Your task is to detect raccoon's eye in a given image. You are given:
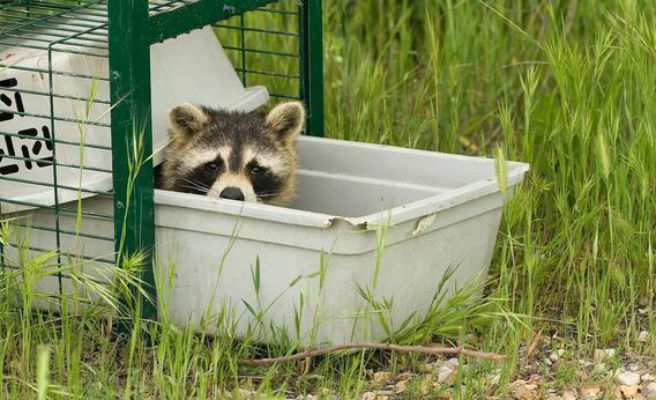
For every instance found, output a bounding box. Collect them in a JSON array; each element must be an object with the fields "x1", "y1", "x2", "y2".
[
  {"x1": 205, "y1": 161, "x2": 221, "y2": 171},
  {"x1": 249, "y1": 165, "x2": 265, "y2": 175}
]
